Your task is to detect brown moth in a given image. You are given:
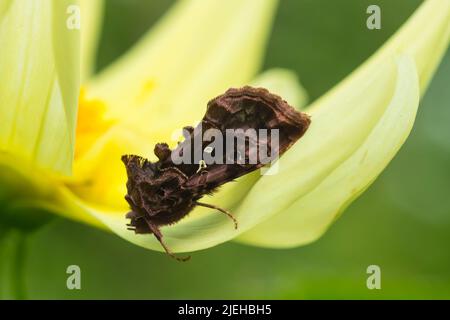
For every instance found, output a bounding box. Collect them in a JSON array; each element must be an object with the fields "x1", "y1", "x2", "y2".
[{"x1": 122, "y1": 86, "x2": 311, "y2": 261}]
